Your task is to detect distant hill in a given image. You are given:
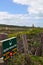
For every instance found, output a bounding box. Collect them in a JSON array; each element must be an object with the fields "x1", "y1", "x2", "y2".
[
  {"x1": 0, "y1": 24, "x2": 43, "y2": 34},
  {"x1": 0, "y1": 24, "x2": 31, "y2": 31}
]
